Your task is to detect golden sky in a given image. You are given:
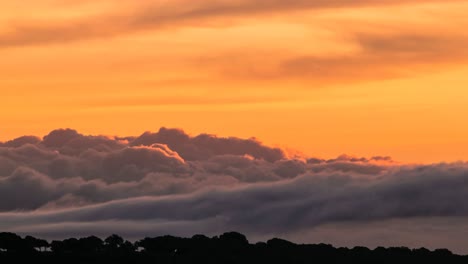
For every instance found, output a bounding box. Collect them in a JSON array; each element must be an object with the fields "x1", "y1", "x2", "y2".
[{"x1": 1, "y1": 0, "x2": 468, "y2": 163}]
